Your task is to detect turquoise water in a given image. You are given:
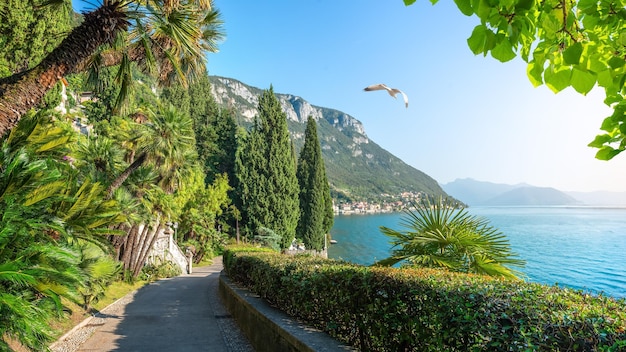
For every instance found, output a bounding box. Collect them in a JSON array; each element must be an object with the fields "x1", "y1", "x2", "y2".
[{"x1": 327, "y1": 206, "x2": 626, "y2": 298}]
